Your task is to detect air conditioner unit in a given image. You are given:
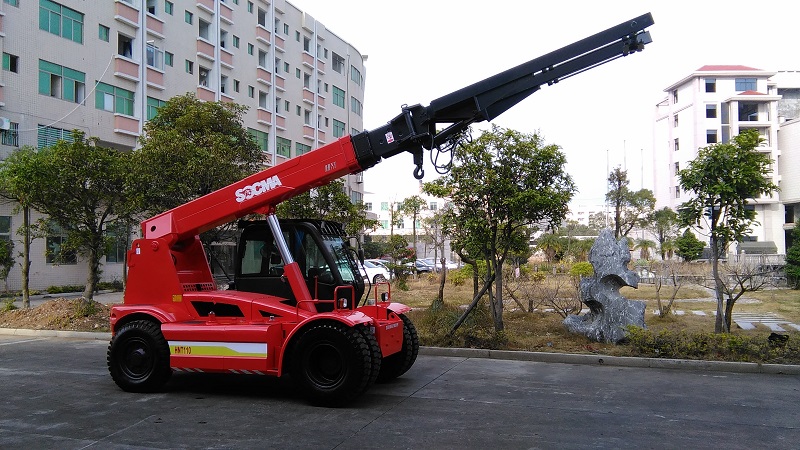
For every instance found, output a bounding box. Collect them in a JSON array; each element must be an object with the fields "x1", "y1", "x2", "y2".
[{"x1": 0, "y1": 118, "x2": 10, "y2": 130}]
